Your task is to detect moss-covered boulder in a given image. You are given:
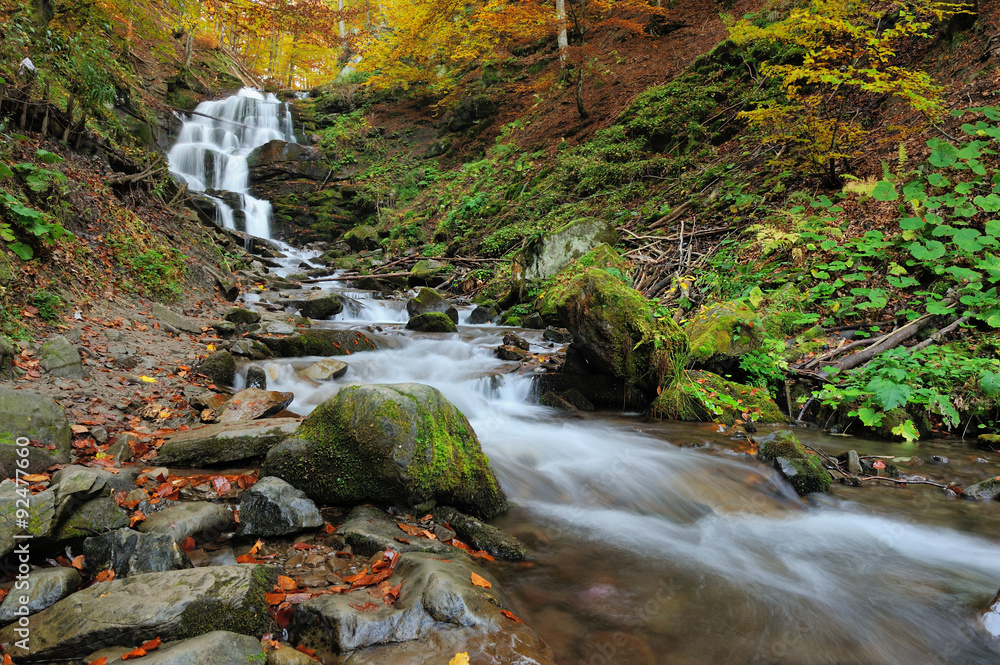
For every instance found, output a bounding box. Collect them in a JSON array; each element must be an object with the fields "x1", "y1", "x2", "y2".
[
  {"x1": 536, "y1": 268, "x2": 687, "y2": 393},
  {"x1": 251, "y1": 329, "x2": 378, "y2": 358},
  {"x1": 412, "y1": 259, "x2": 446, "y2": 281},
  {"x1": 297, "y1": 294, "x2": 344, "y2": 320},
  {"x1": 261, "y1": 383, "x2": 507, "y2": 518},
  {"x1": 962, "y1": 477, "x2": 1000, "y2": 501},
  {"x1": 756, "y1": 430, "x2": 831, "y2": 495},
  {"x1": 651, "y1": 370, "x2": 787, "y2": 425},
  {"x1": 0, "y1": 387, "x2": 72, "y2": 478},
  {"x1": 406, "y1": 287, "x2": 458, "y2": 323},
  {"x1": 343, "y1": 224, "x2": 379, "y2": 251},
  {"x1": 519, "y1": 218, "x2": 619, "y2": 280},
  {"x1": 406, "y1": 312, "x2": 458, "y2": 333},
  {"x1": 685, "y1": 301, "x2": 765, "y2": 367},
  {"x1": 198, "y1": 350, "x2": 236, "y2": 387},
  {"x1": 223, "y1": 307, "x2": 261, "y2": 325}
]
